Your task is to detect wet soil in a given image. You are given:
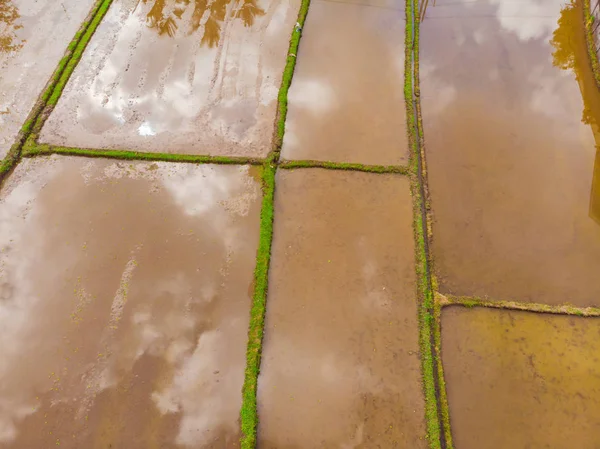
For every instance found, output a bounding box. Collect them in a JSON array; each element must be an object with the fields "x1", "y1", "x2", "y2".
[
  {"x1": 279, "y1": 0, "x2": 407, "y2": 165},
  {"x1": 0, "y1": 156, "x2": 261, "y2": 448},
  {"x1": 421, "y1": 0, "x2": 600, "y2": 306},
  {"x1": 257, "y1": 169, "x2": 426, "y2": 448},
  {"x1": 39, "y1": 0, "x2": 300, "y2": 157},
  {"x1": 441, "y1": 306, "x2": 600, "y2": 449},
  {"x1": 0, "y1": 0, "x2": 95, "y2": 158}
]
